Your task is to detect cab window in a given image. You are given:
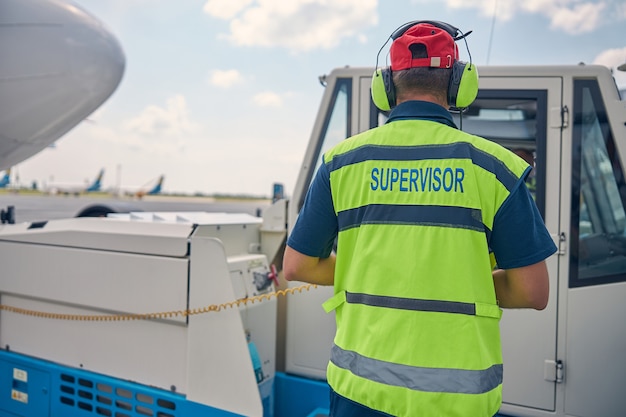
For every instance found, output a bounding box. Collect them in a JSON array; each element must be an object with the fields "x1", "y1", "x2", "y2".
[
  {"x1": 570, "y1": 79, "x2": 626, "y2": 287},
  {"x1": 451, "y1": 91, "x2": 548, "y2": 216},
  {"x1": 312, "y1": 79, "x2": 351, "y2": 178},
  {"x1": 299, "y1": 78, "x2": 351, "y2": 210}
]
